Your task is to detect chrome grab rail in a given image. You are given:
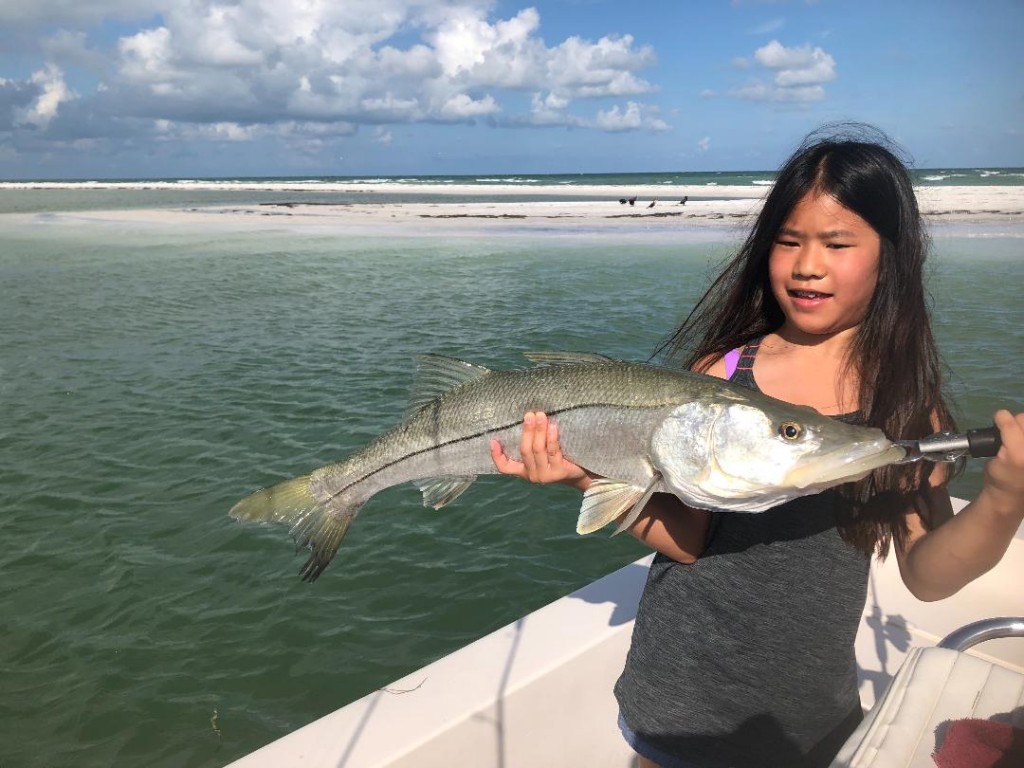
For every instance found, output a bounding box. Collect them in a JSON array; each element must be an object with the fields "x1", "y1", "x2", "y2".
[{"x1": 937, "y1": 617, "x2": 1024, "y2": 652}]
